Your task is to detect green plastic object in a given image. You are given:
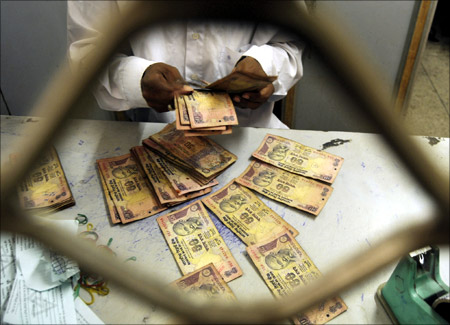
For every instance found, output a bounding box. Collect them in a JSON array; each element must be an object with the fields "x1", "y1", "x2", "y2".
[{"x1": 377, "y1": 246, "x2": 449, "y2": 324}]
